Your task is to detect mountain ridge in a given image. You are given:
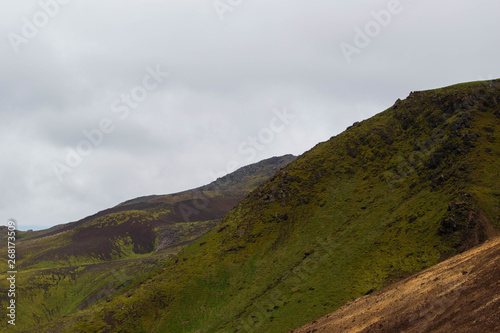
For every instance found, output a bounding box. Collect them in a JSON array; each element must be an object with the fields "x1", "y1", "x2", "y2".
[{"x1": 4, "y1": 79, "x2": 500, "y2": 332}]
